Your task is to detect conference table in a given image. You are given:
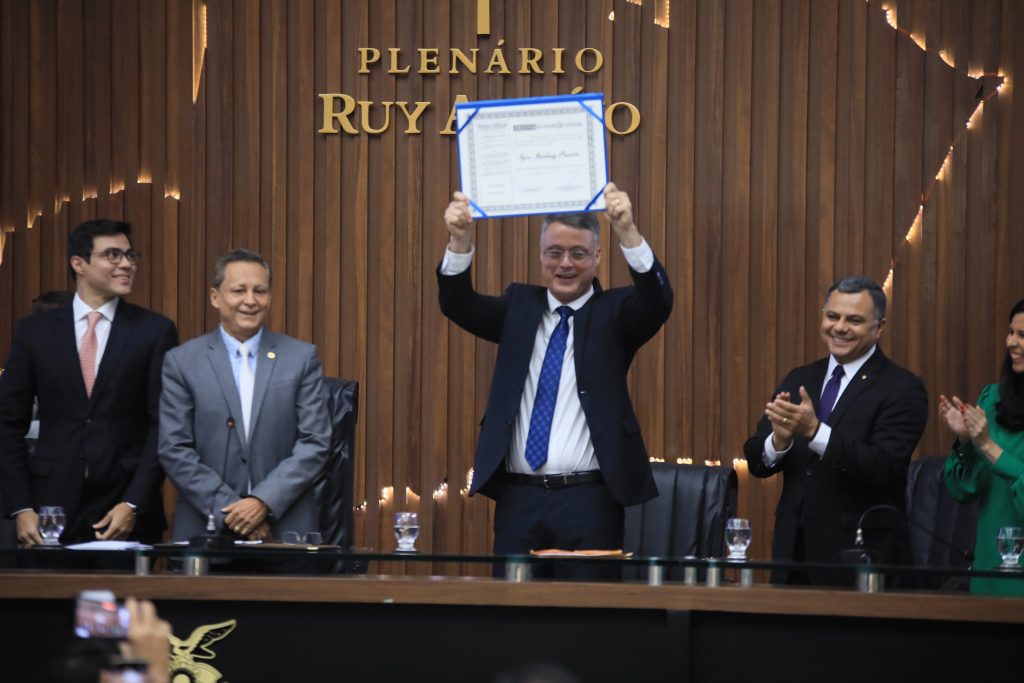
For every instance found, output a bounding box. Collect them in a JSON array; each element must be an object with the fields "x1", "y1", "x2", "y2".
[{"x1": 0, "y1": 547, "x2": 1021, "y2": 682}]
